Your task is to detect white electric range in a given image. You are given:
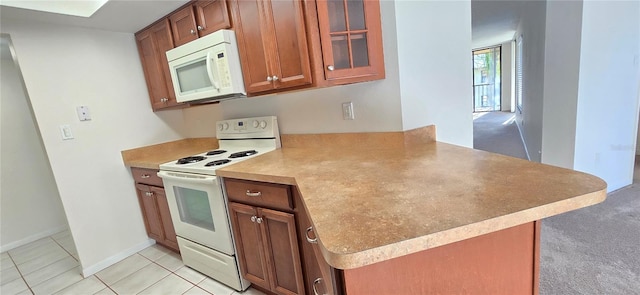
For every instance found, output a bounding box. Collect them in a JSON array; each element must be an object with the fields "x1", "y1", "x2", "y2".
[{"x1": 157, "y1": 116, "x2": 280, "y2": 291}]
